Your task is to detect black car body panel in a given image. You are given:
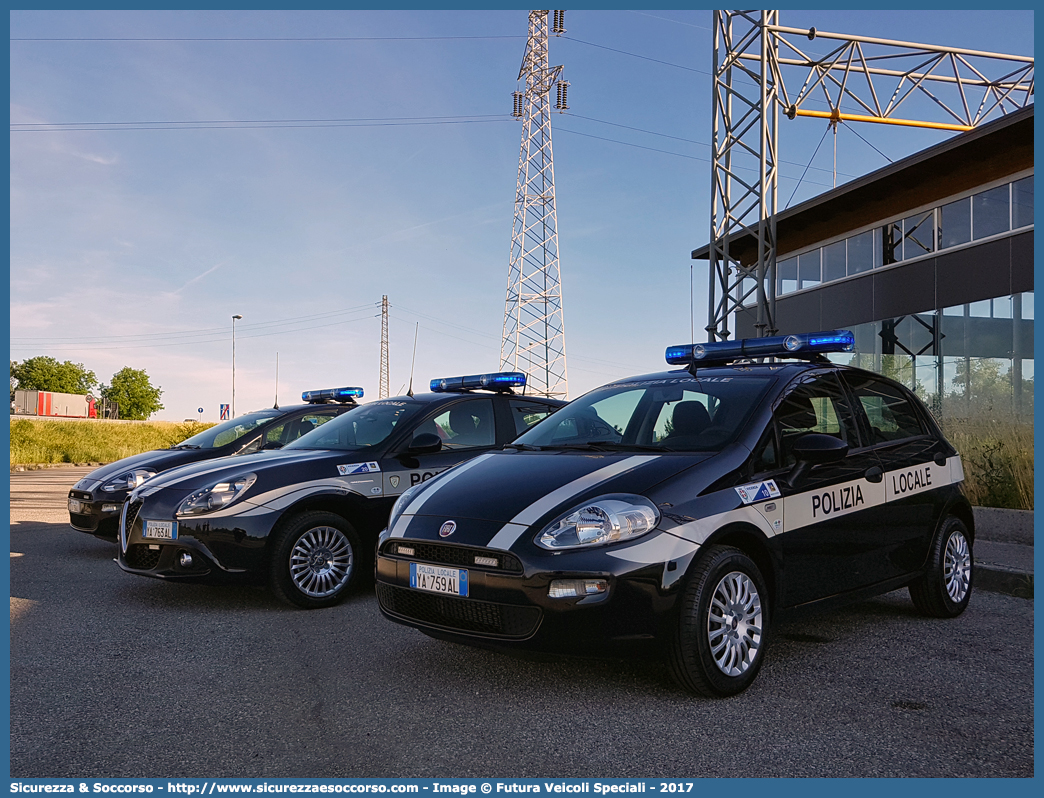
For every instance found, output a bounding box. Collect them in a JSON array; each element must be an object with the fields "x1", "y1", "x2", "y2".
[
  {"x1": 115, "y1": 389, "x2": 566, "y2": 596},
  {"x1": 376, "y1": 361, "x2": 972, "y2": 660},
  {"x1": 68, "y1": 402, "x2": 352, "y2": 539}
]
